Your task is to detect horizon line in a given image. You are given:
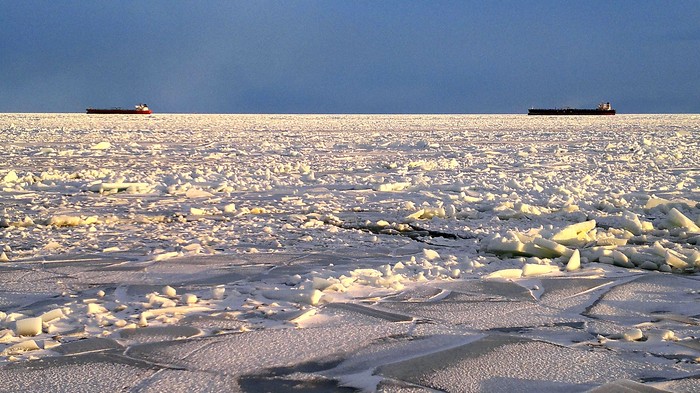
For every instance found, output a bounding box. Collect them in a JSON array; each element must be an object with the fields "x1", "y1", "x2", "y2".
[{"x1": 1, "y1": 111, "x2": 699, "y2": 116}]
